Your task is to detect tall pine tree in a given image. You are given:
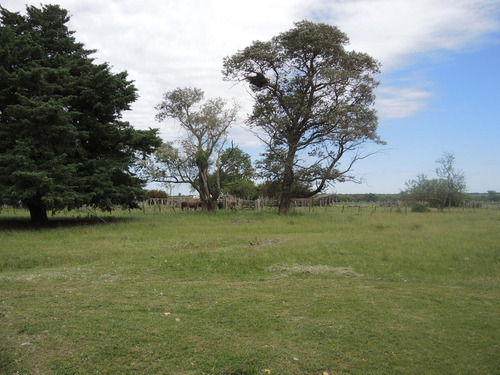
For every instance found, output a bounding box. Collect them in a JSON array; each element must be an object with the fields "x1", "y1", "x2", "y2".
[{"x1": 0, "y1": 5, "x2": 160, "y2": 224}]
